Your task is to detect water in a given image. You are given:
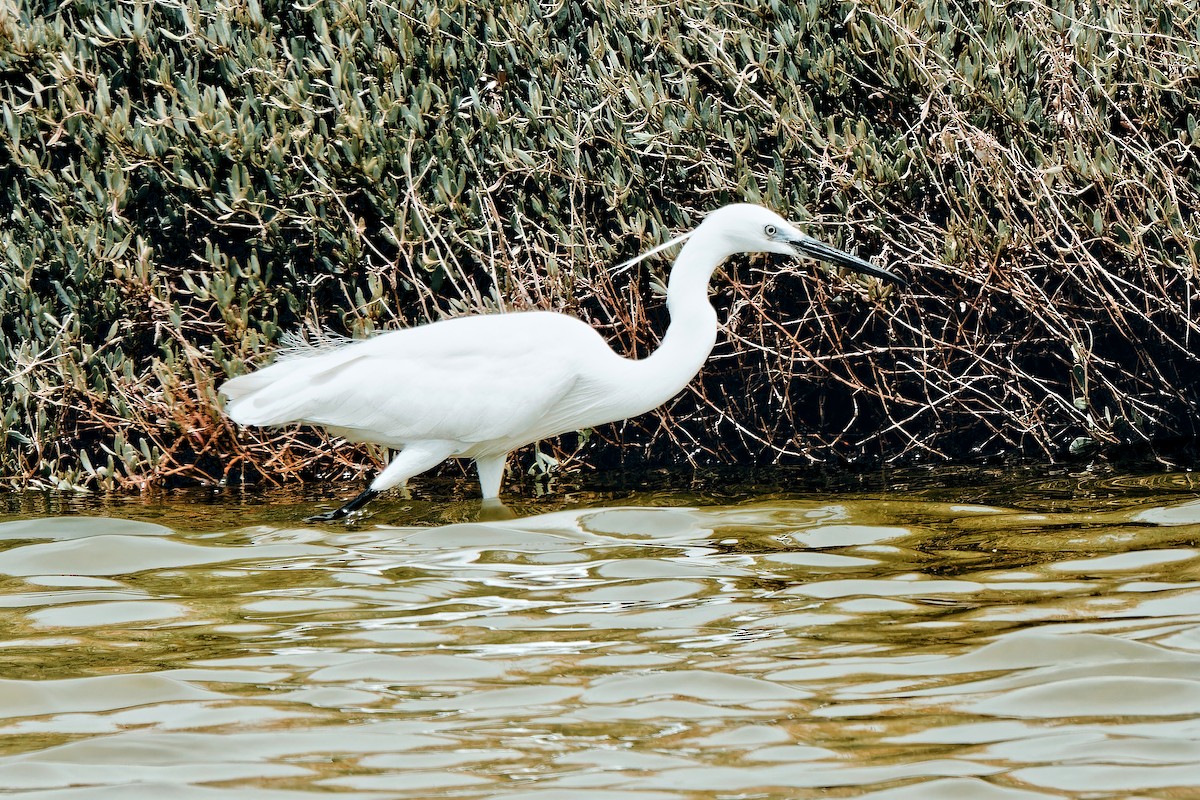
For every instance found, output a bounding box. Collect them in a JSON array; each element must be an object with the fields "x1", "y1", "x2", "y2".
[{"x1": 1, "y1": 466, "x2": 1198, "y2": 798}]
